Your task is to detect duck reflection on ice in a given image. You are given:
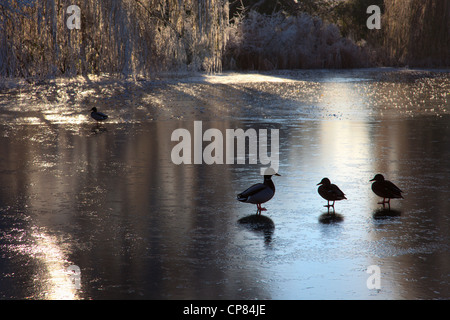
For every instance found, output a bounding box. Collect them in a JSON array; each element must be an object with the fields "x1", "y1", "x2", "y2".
[
  {"x1": 238, "y1": 214, "x2": 275, "y2": 244},
  {"x1": 90, "y1": 125, "x2": 108, "y2": 134},
  {"x1": 372, "y1": 207, "x2": 401, "y2": 219},
  {"x1": 318, "y1": 212, "x2": 344, "y2": 224}
]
